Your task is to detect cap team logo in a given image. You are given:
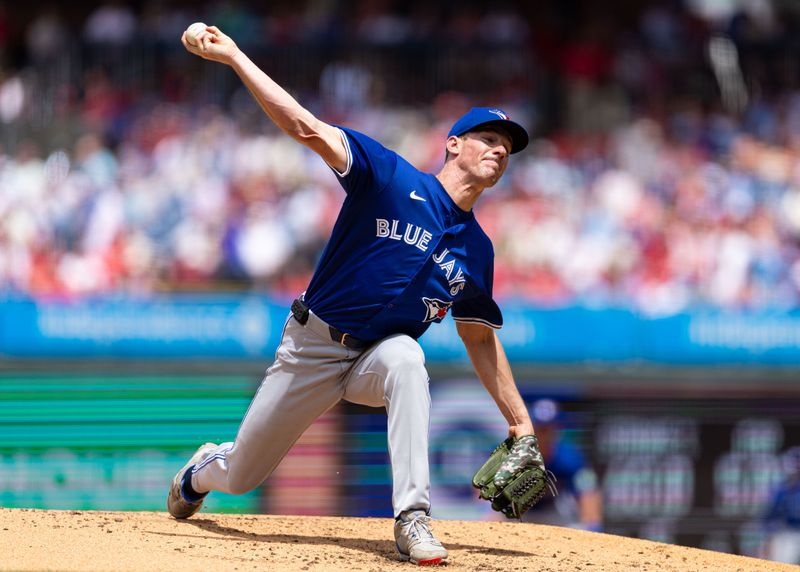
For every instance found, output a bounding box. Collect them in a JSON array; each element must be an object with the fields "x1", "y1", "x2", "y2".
[
  {"x1": 422, "y1": 297, "x2": 452, "y2": 322},
  {"x1": 488, "y1": 109, "x2": 509, "y2": 120}
]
